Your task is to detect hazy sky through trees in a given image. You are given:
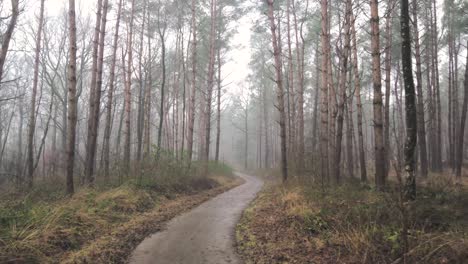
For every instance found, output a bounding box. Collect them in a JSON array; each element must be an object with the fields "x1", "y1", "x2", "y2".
[{"x1": 43, "y1": 0, "x2": 254, "y2": 99}]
